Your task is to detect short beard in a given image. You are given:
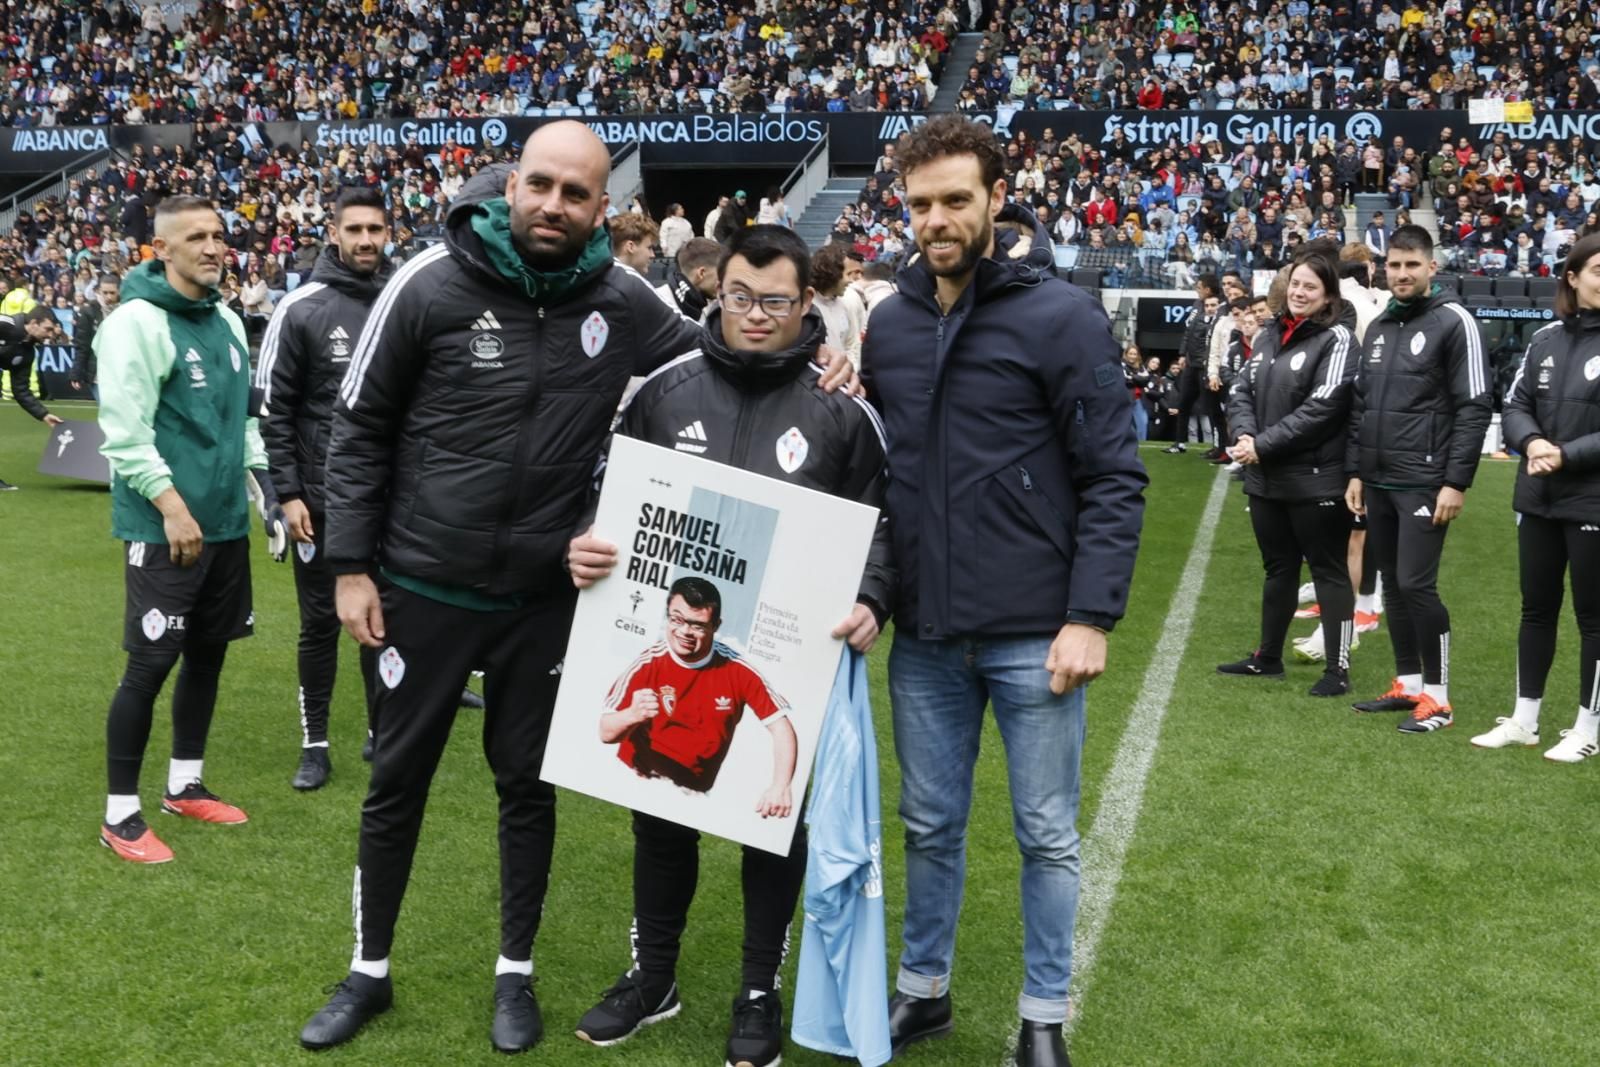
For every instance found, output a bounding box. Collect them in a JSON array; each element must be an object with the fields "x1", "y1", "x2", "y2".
[
  {"x1": 510, "y1": 211, "x2": 592, "y2": 270},
  {"x1": 921, "y1": 219, "x2": 992, "y2": 278}
]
